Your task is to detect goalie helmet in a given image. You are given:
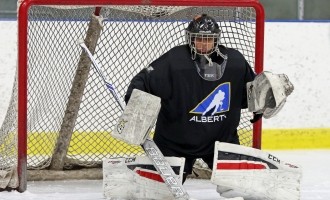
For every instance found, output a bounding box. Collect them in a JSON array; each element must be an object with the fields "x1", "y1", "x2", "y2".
[
  {"x1": 186, "y1": 14, "x2": 228, "y2": 81},
  {"x1": 185, "y1": 14, "x2": 221, "y2": 56}
]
